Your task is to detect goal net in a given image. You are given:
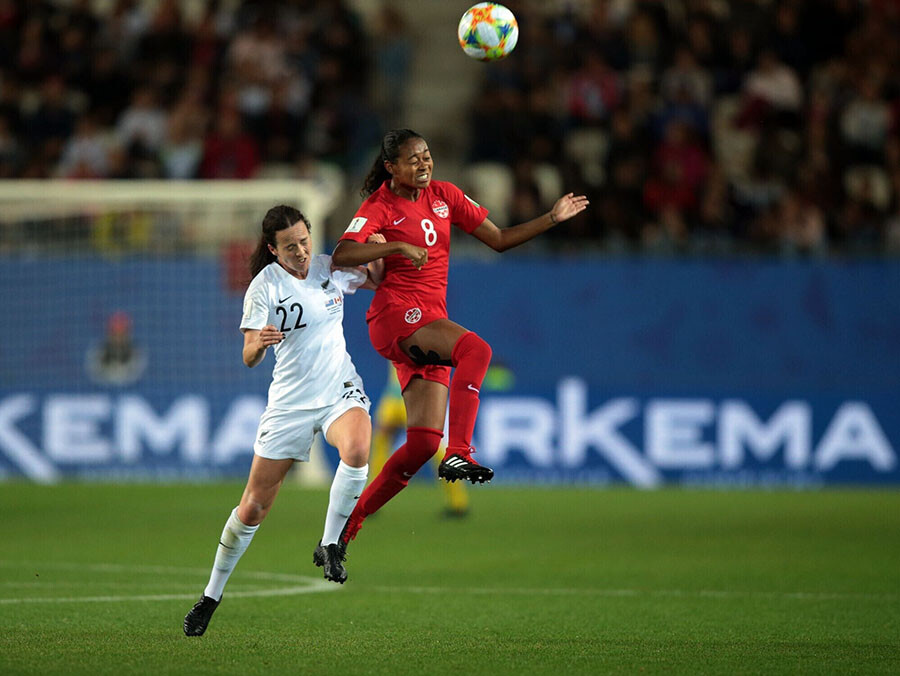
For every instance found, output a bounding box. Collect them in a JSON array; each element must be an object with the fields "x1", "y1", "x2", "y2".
[{"x1": 0, "y1": 179, "x2": 339, "y2": 484}]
